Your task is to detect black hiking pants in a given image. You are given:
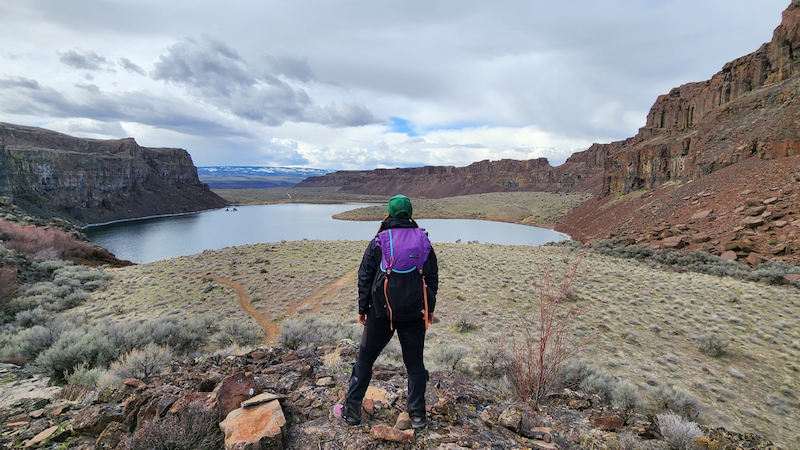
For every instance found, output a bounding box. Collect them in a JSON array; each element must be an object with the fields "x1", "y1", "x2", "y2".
[{"x1": 344, "y1": 308, "x2": 428, "y2": 420}]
